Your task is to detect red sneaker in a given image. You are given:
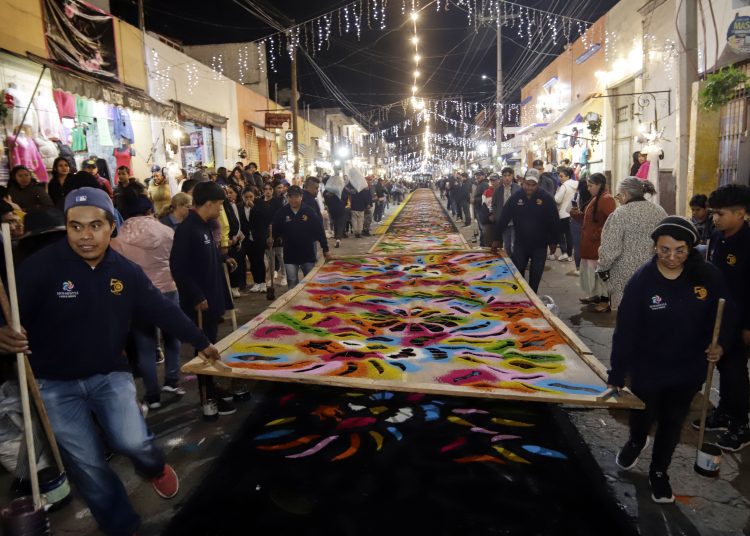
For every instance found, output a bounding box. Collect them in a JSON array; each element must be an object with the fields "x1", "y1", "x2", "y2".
[{"x1": 151, "y1": 464, "x2": 179, "y2": 499}]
